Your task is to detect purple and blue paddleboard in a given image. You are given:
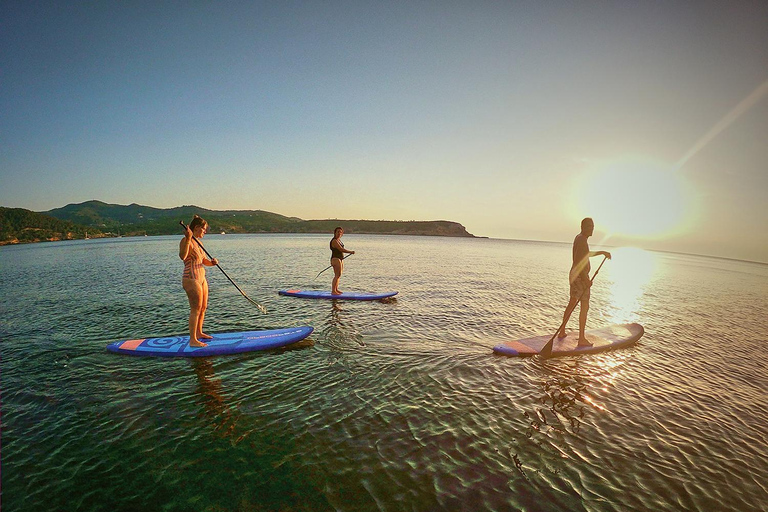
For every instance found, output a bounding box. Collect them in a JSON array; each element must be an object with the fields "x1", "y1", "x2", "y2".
[
  {"x1": 106, "y1": 326, "x2": 313, "y2": 357},
  {"x1": 278, "y1": 289, "x2": 398, "y2": 301}
]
